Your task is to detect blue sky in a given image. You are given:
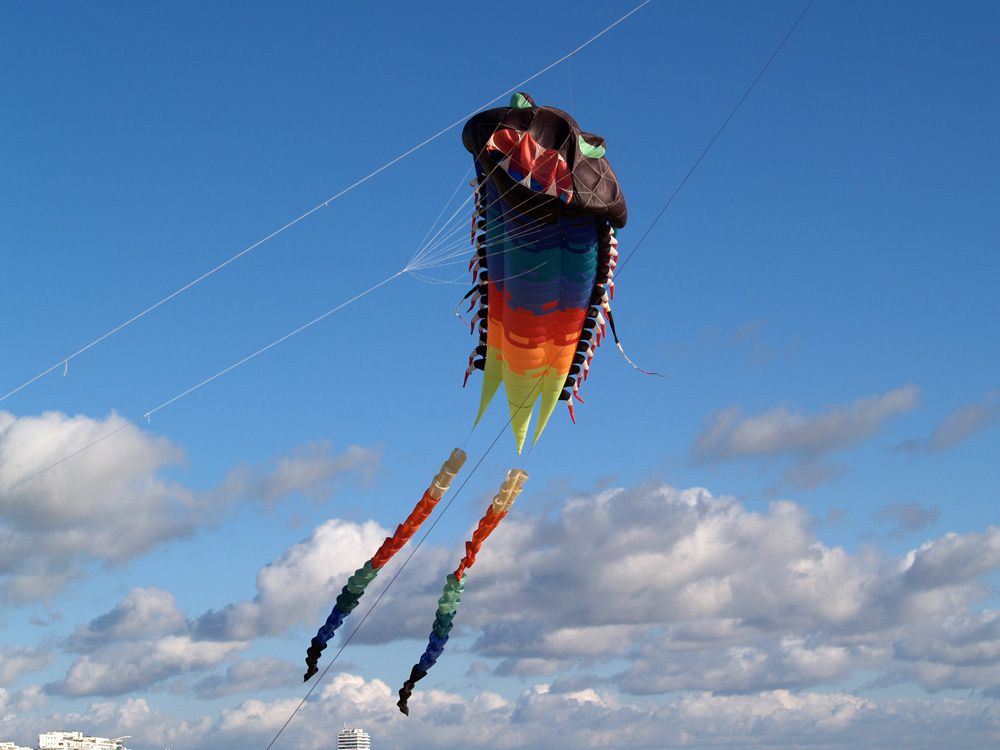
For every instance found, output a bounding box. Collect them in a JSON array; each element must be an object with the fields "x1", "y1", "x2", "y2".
[{"x1": 1, "y1": 1, "x2": 998, "y2": 748}]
